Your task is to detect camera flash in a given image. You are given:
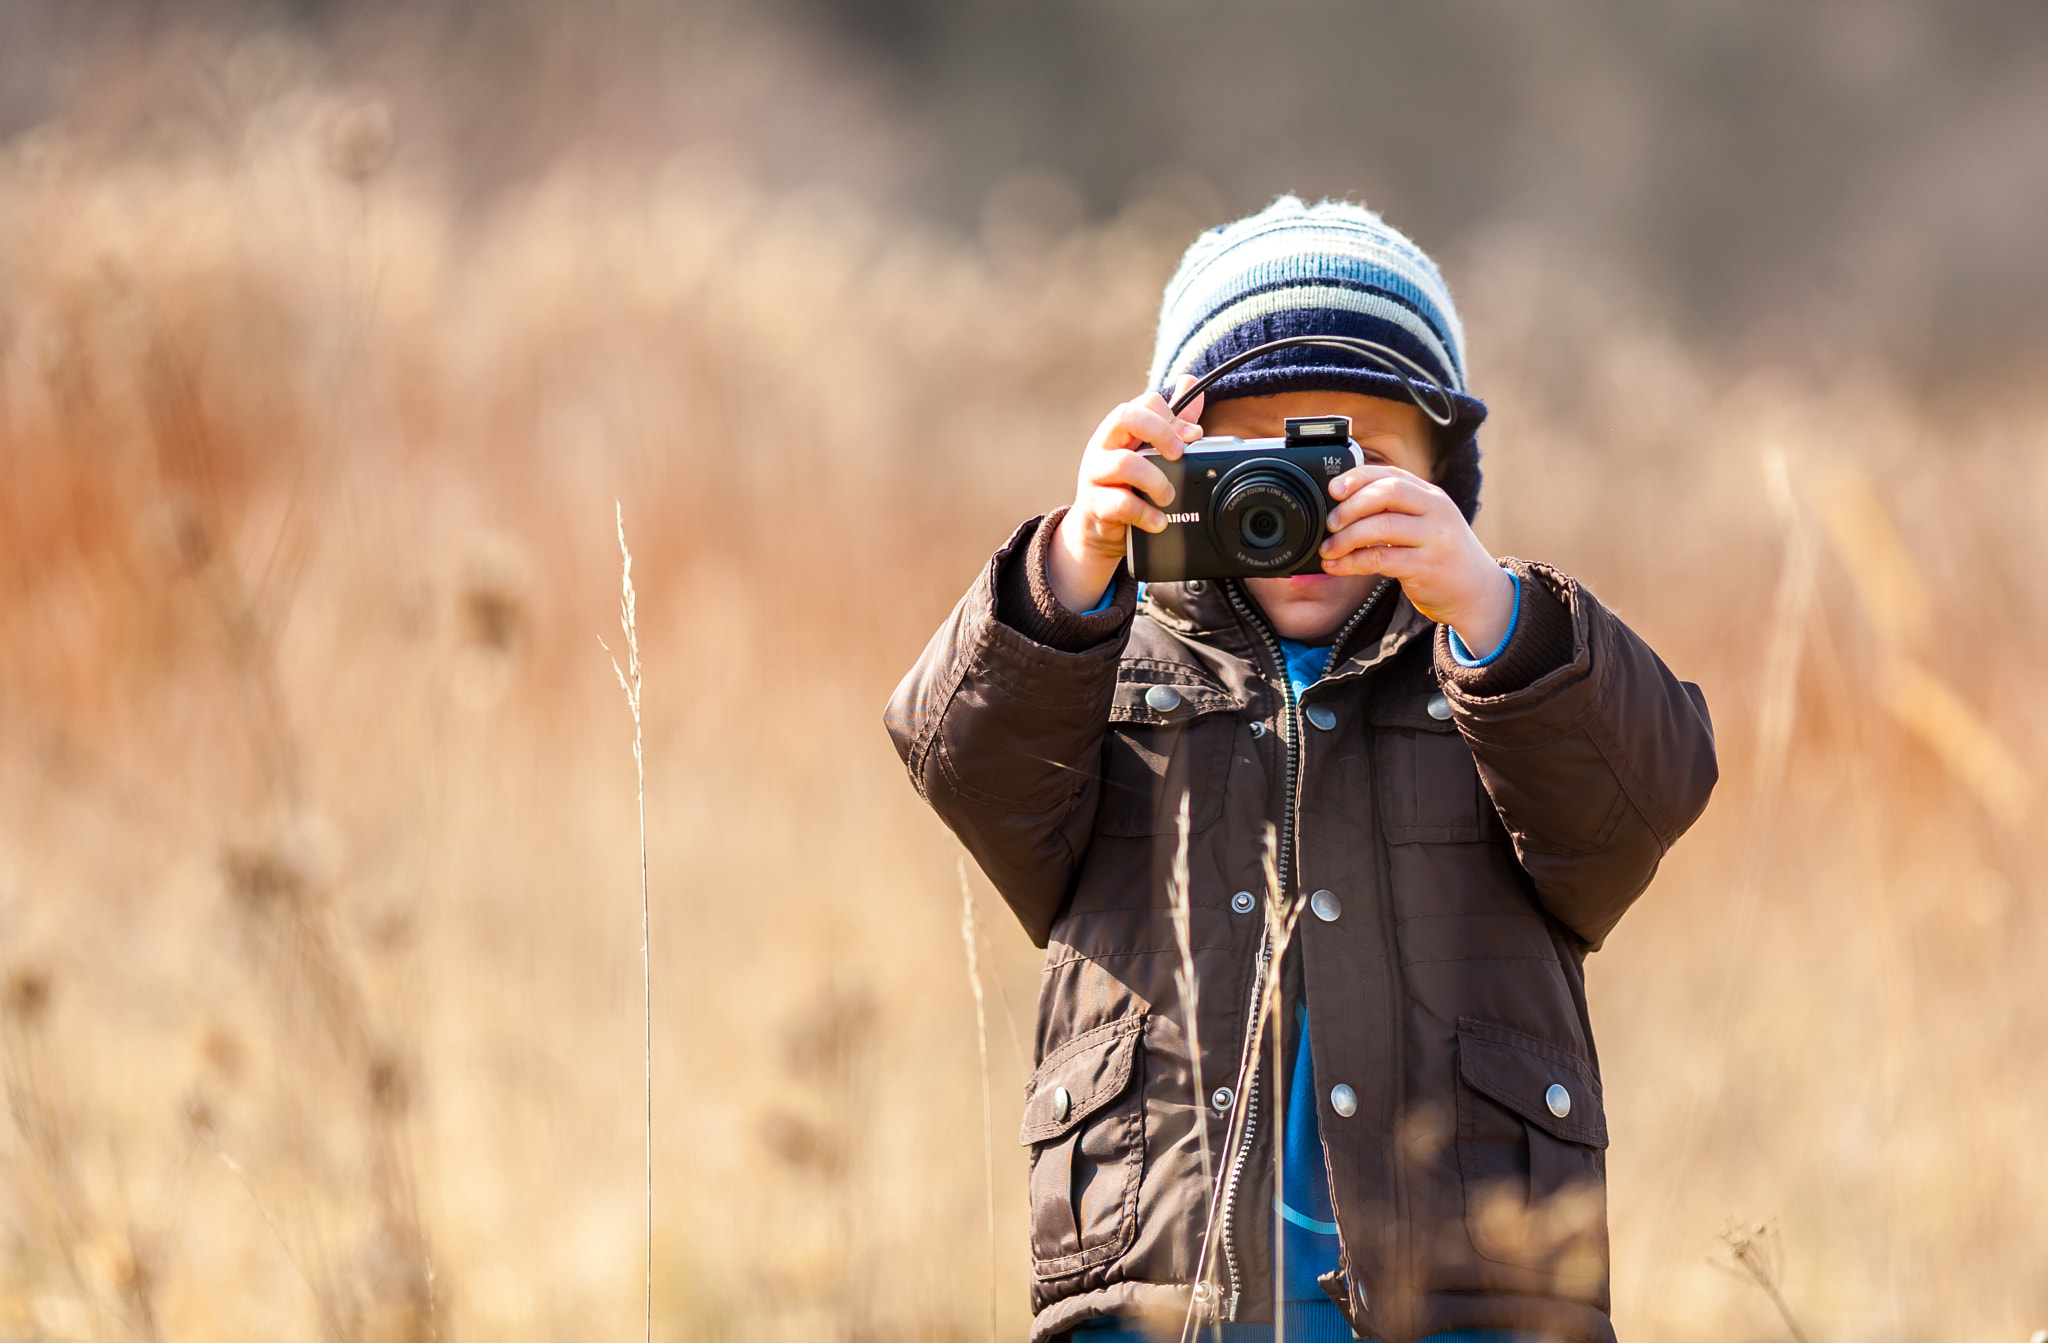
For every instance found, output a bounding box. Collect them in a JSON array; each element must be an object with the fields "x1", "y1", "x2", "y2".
[{"x1": 1284, "y1": 415, "x2": 1350, "y2": 445}]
